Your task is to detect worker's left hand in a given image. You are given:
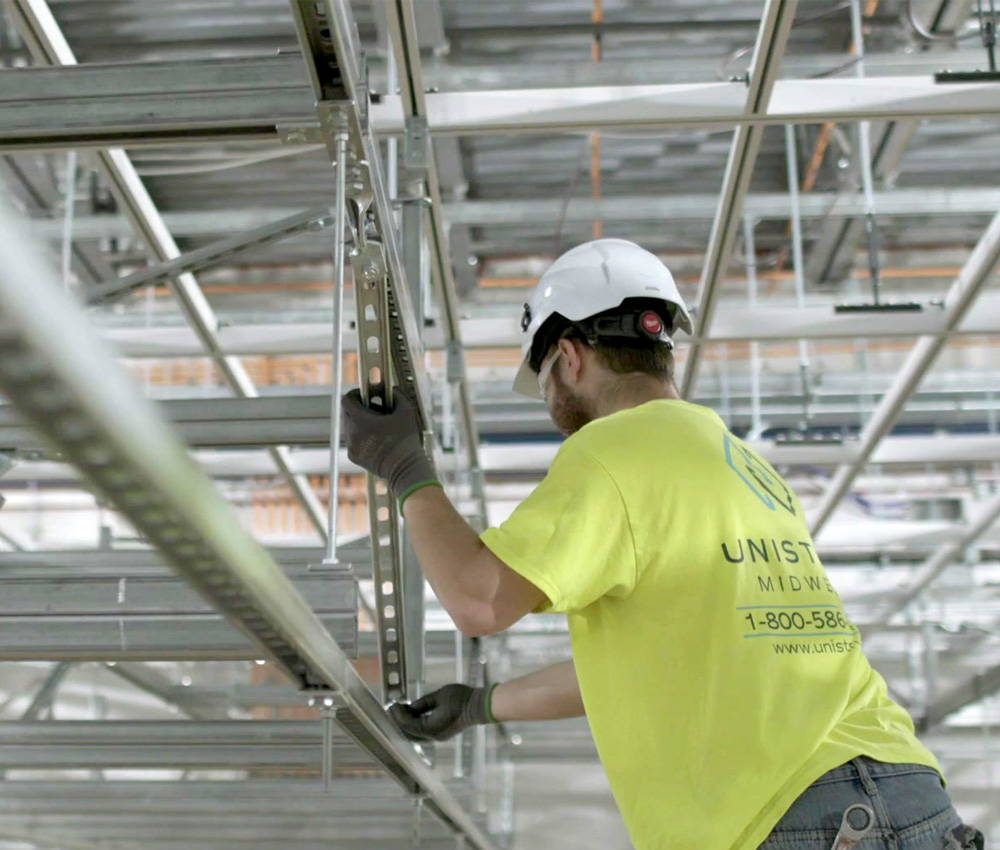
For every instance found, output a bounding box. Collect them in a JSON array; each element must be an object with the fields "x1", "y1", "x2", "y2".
[
  {"x1": 341, "y1": 388, "x2": 439, "y2": 505},
  {"x1": 388, "y1": 683, "x2": 497, "y2": 742}
]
